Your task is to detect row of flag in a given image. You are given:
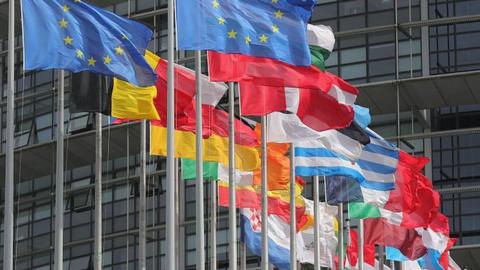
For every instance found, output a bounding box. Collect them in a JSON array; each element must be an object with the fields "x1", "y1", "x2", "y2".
[{"x1": 20, "y1": 0, "x2": 461, "y2": 269}]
